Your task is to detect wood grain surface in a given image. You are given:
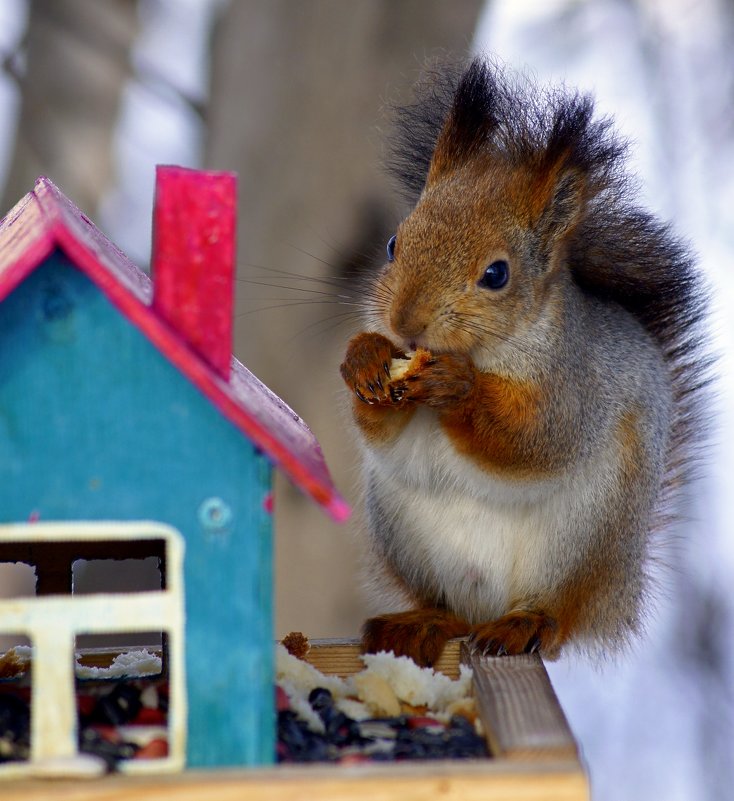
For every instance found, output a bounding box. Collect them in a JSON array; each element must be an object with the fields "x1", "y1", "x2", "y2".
[
  {"x1": 465, "y1": 646, "x2": 578, "y2": 760},
  {"x1": 302, "y1": 636, "x2": 465, "y2": 679},
  {"x1": 1, "y1": 761, "x2": 588, "y2": 801}
]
